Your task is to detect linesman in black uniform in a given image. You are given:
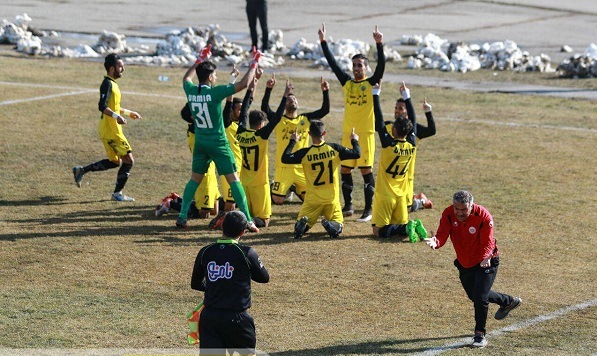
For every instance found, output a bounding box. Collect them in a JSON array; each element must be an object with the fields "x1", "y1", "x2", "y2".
[{"x1": 191, "y1": 211, "x2": 270, "y2": 355}]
